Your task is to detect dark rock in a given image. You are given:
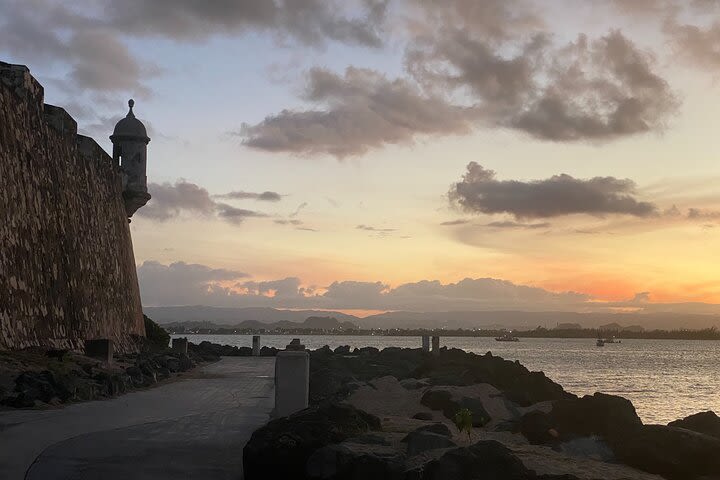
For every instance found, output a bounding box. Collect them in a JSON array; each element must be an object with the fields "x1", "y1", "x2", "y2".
[
  {"x1": 236, "y1": 346, "x2": 253, "y2": 356},
  {"x1": 407, "y1": 440, "x2": 579, "y2": 480},
  {"x1": 333, "y1": 345, "x2": 351, "y2": 355},
  {"x1": 306, "y1": 444, "x2": 405, "y2": 480},
  {"x1": 243, "y1": 403, "x2": 381, "y2": 480},
  {"x1": 413, "y1": 423, "x2": 452, "y2": 437},
  {"x1": 550, "y1": 393, "x2": 641, "y2": 441},
  {"x1": 347, "y1": 434, "x2": 391, "y2": 446},
  {"x1": 517, "y1": 410, "x2": 558, "y2": 445},
  {"x1": 421, "y1": 390, "x2": 459, "y2": 419},
  {"x1": 399, "y1": 378, "x2": 430, "y2": 390},
  {"x1": 402, "y1": 430, "x2": 457, "y2": 456},
  {"x1": 259, "y1": 346, "x2": 280, "y2": 357},
  {"x1": 45, "y1": 349, "x2": 69, "y2": 361},
  {"x1": 412, "y1": 412, "x2": 434, "y2": 421},
  {"x1": 165, "y1": 356, "x2": 181, "y2": 372},
  {"x1": 4, "y1": 371, "x2": 61, "y2": 407},
  {"x1": 178, "y1": 353, "x2": 194, "y2": 371},
  {"x1": 668, "y1": 411, "x2": 720, "y2": 440},
  {"x1": 357, "y1": 346, "x2": 379, "y2": 355},
  {"x1": 611, "y1": 424, "x2": 720, "y2": 480}
]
